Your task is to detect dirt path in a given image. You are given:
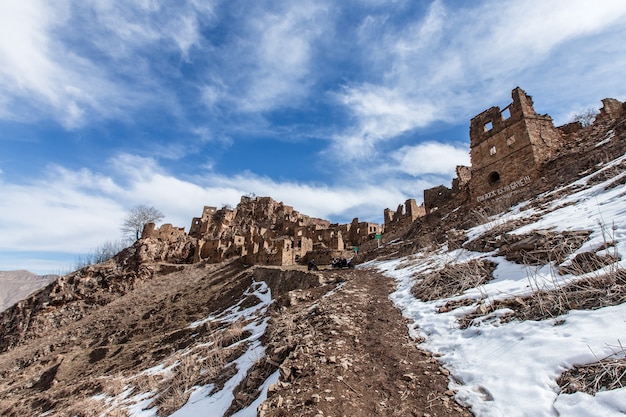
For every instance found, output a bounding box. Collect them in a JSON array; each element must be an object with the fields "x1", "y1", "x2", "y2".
[{"x1": 260, "y1": 268, "x2": 472, "y2": 417}]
